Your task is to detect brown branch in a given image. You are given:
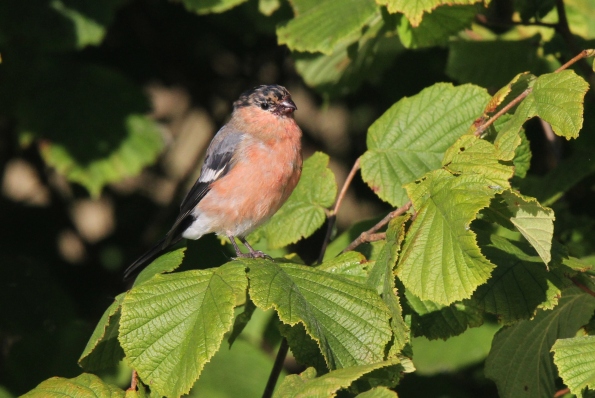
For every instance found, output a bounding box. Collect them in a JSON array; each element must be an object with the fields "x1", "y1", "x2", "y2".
[
  {"x1": 316, "y1": 157, "x2": 361, "y2": 264},
  {"x1": 473, "y1": 48, "x2": 595, "y2": 137},
  {"x1": 473, "y1": 88, "x2": 532, "y2": 137},
  {"x1": 571, "y1": 277, "x2": 595, "y2": 298},
  {"x1": 554, "y1": 387, "x2": 570, "y2": 398},
  {"x1": 342, "y1": 201, "x2": 412, "y2": 253}
]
